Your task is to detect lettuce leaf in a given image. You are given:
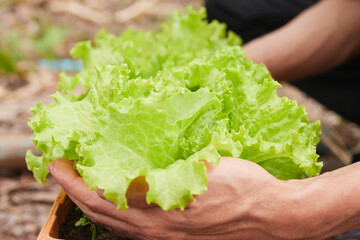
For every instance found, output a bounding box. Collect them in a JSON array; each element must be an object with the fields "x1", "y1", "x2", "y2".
[
  {"x1": 26, "y1": 8, "x2": 322, "y2": 211},
  {"x1": 58, "y1": 7, "x2": 241, "y2": 95}
]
